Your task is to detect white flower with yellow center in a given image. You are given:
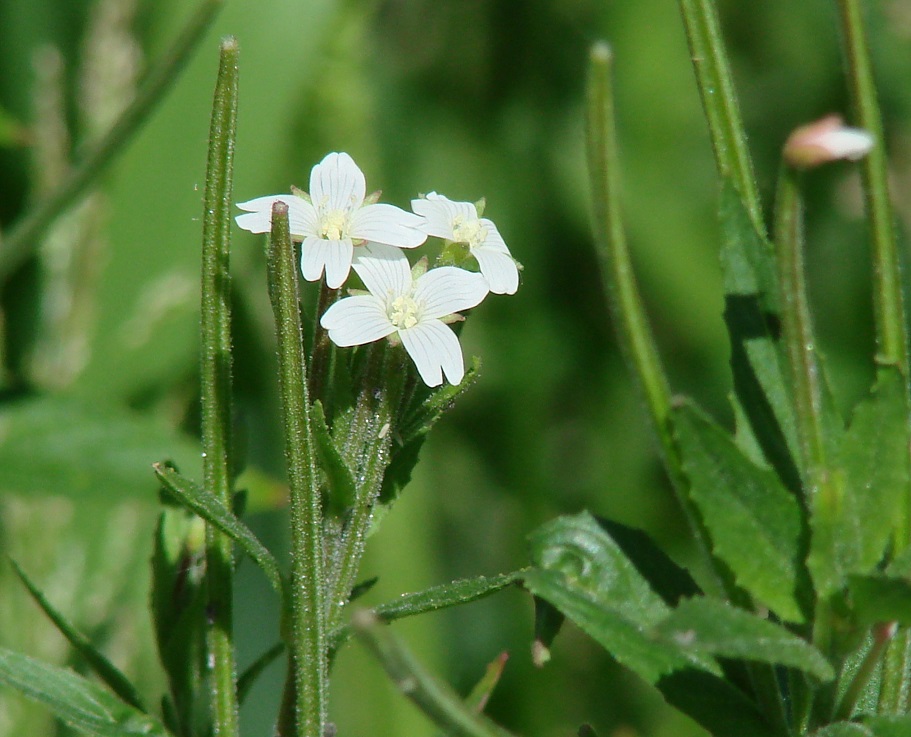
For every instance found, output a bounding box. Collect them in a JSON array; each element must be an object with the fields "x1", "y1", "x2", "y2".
[
  {"x1": 235, "y1": 152, "x2": 427, "y2": 288},
  {"x1": 320, "y1": 243, "x2": 490, "y2": 387},
  {"x1": 411, "y1": 192, "x2": 519, "y2": 295}
]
